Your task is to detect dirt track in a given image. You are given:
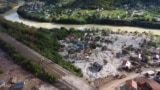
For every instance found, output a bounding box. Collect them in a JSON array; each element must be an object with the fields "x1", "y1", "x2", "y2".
[{"x1": 99, "y1": 73, "x2": 139, "y2": 90}]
